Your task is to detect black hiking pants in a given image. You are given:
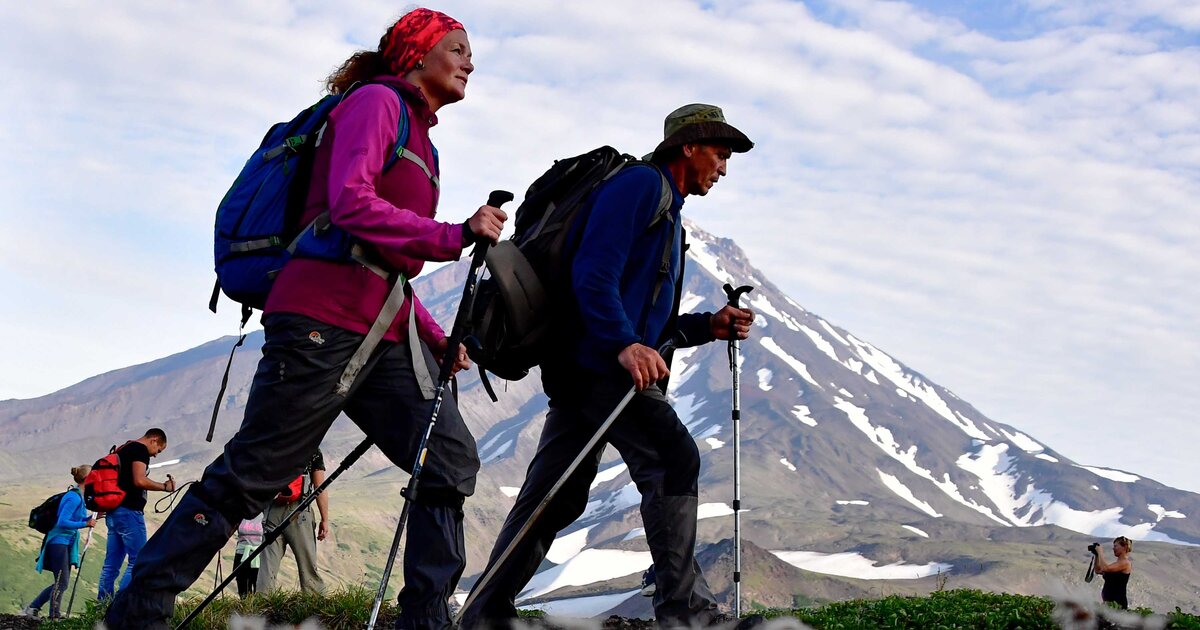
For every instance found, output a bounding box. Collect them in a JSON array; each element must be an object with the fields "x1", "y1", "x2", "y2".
[
  {"x1": 460, "y1": 374, "x2": 718, "y2": 629},
  {"x1": 103, "y1": 314, "x2": 480, "y2": 630}
]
